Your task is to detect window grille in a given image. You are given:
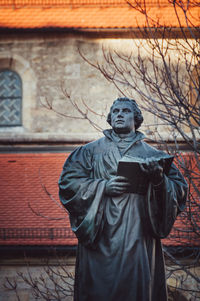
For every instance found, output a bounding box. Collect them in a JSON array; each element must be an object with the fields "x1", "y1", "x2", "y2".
[{"x1": 0, "y1": 70, "x2": 22, "y2": 126}]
